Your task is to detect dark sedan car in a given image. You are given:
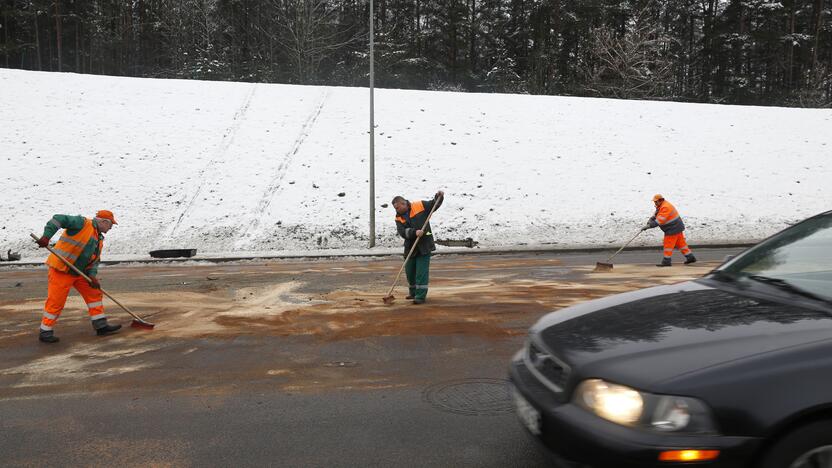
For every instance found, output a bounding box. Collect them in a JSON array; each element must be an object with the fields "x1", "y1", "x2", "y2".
[{"x1": 510, "y1": 210, "x2": 832, "y2": 468}]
